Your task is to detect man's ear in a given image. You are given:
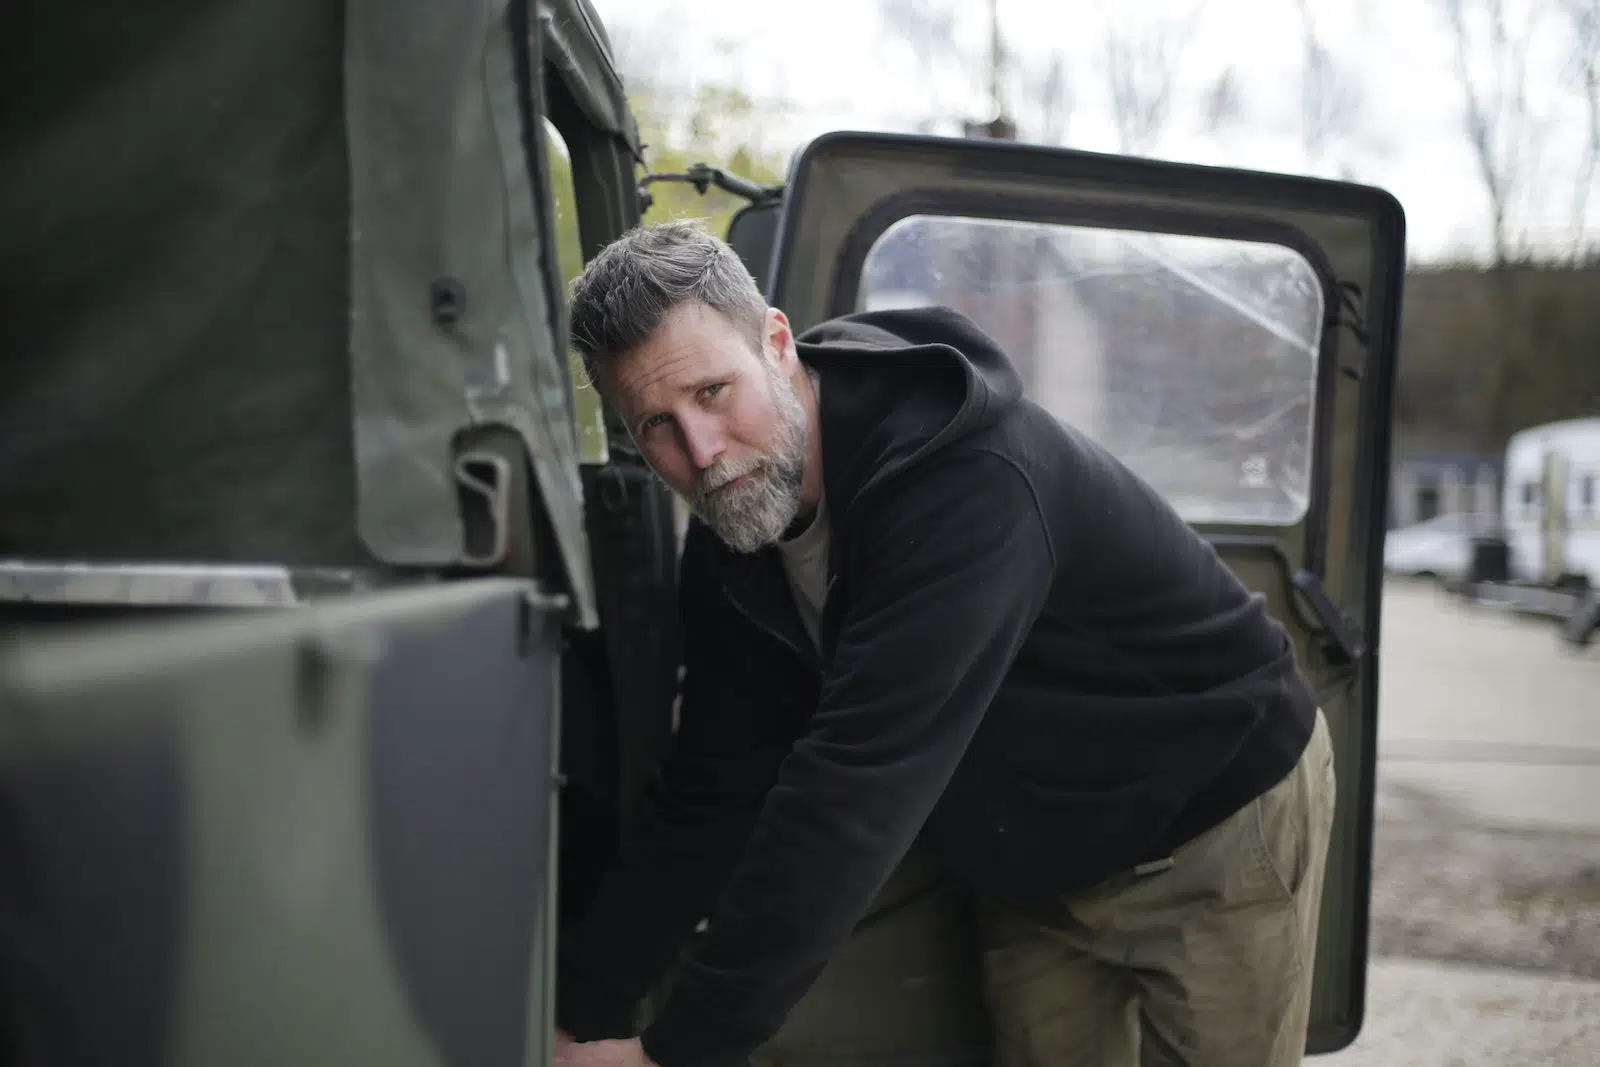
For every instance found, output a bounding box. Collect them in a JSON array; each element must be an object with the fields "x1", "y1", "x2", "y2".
[{"x1": 764, "y1": 307, "x2": 799, "y2": 371}]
